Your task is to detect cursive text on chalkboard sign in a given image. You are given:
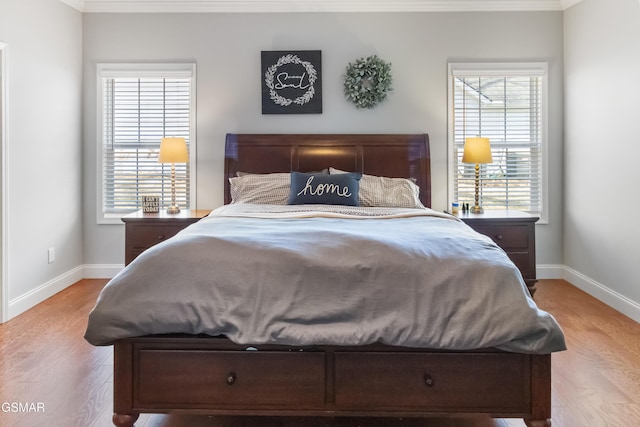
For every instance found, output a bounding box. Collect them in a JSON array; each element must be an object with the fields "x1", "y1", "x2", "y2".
[{"x1": 261, "y1": 50, "x2": 322, "y2": 114}]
